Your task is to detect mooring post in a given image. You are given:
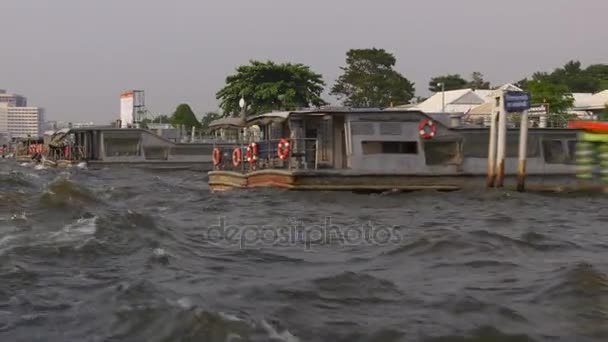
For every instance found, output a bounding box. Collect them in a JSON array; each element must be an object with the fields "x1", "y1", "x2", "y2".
[
  {"x1": 496, "y1": 91, "x2": 507, "y2": 187},
  {"x1": 517, "y1": 110, "x2": 529, "y2": 192},
  {"x1": 486, "y1": 101, "x2": 499, "y2": 188}
]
